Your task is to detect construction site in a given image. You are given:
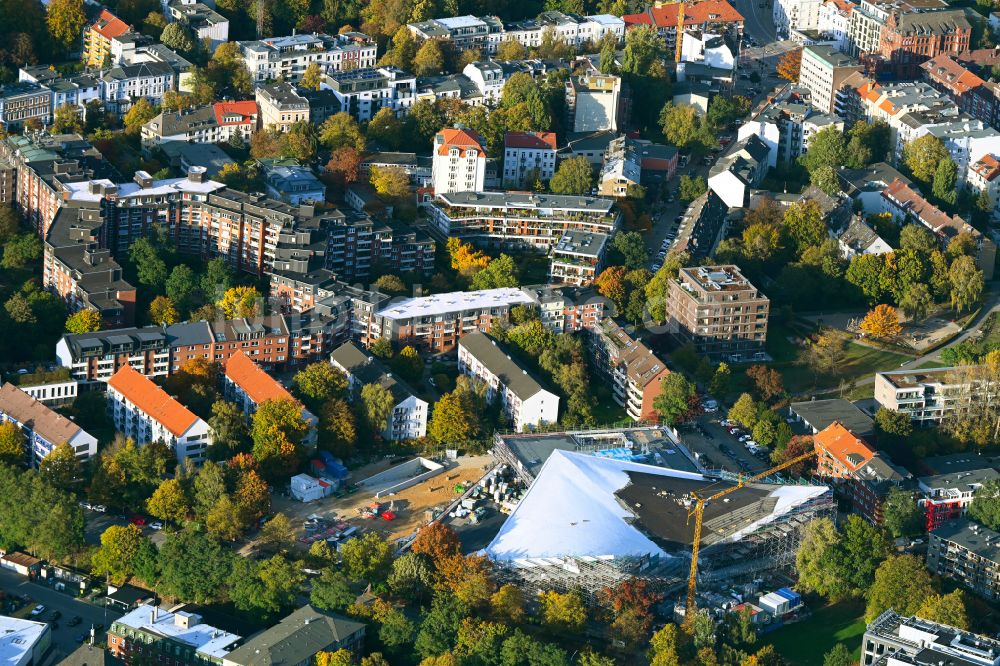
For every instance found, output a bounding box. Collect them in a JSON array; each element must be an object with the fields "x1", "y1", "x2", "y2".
[{"x1": 481, "y1": 429, "x2": 835, "y2": 606}]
